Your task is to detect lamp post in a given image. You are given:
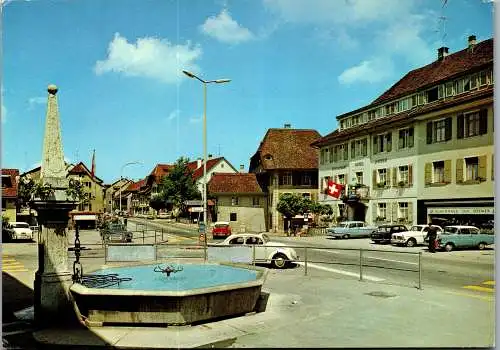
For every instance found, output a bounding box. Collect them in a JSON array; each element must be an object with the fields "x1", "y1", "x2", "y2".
[
  {"x1": 182, "y1": 70, "x2": 230, "y2": 247},
  {"x1": 119, "y1": 161, "x2": 143, "y2": 214}
]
